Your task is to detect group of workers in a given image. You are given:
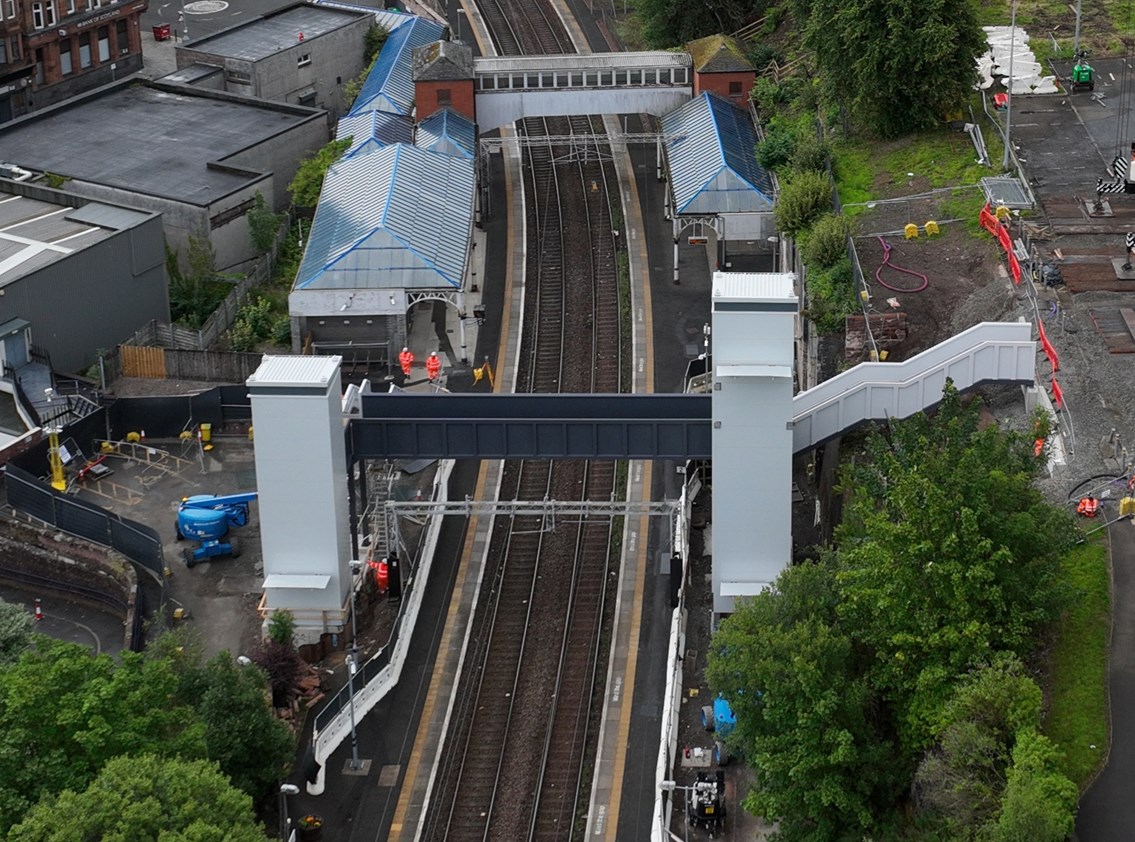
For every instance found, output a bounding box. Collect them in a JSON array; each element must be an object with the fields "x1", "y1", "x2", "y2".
[{"x1": 398, "y1": 347, "x2": 442, "y2": 382}]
